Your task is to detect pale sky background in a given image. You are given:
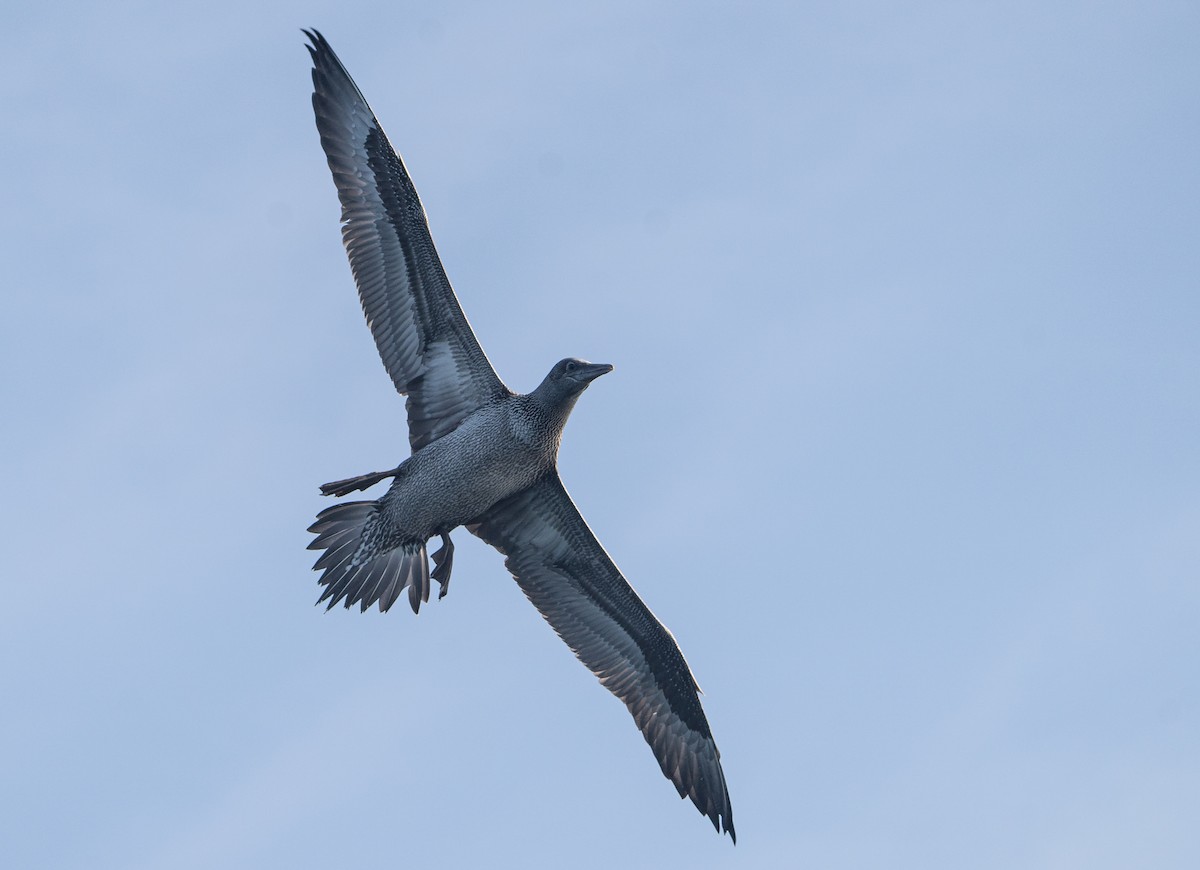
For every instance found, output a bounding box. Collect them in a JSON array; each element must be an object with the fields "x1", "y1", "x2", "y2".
[{"x1": 3, "y1": 1, "x2": 1198, "y2": 868}]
